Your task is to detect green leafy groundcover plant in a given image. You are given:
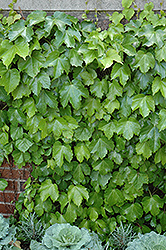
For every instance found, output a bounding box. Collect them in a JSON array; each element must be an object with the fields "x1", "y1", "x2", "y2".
[{"x1": 0, "y1": 0, "x2": 166, "y2": 237}]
